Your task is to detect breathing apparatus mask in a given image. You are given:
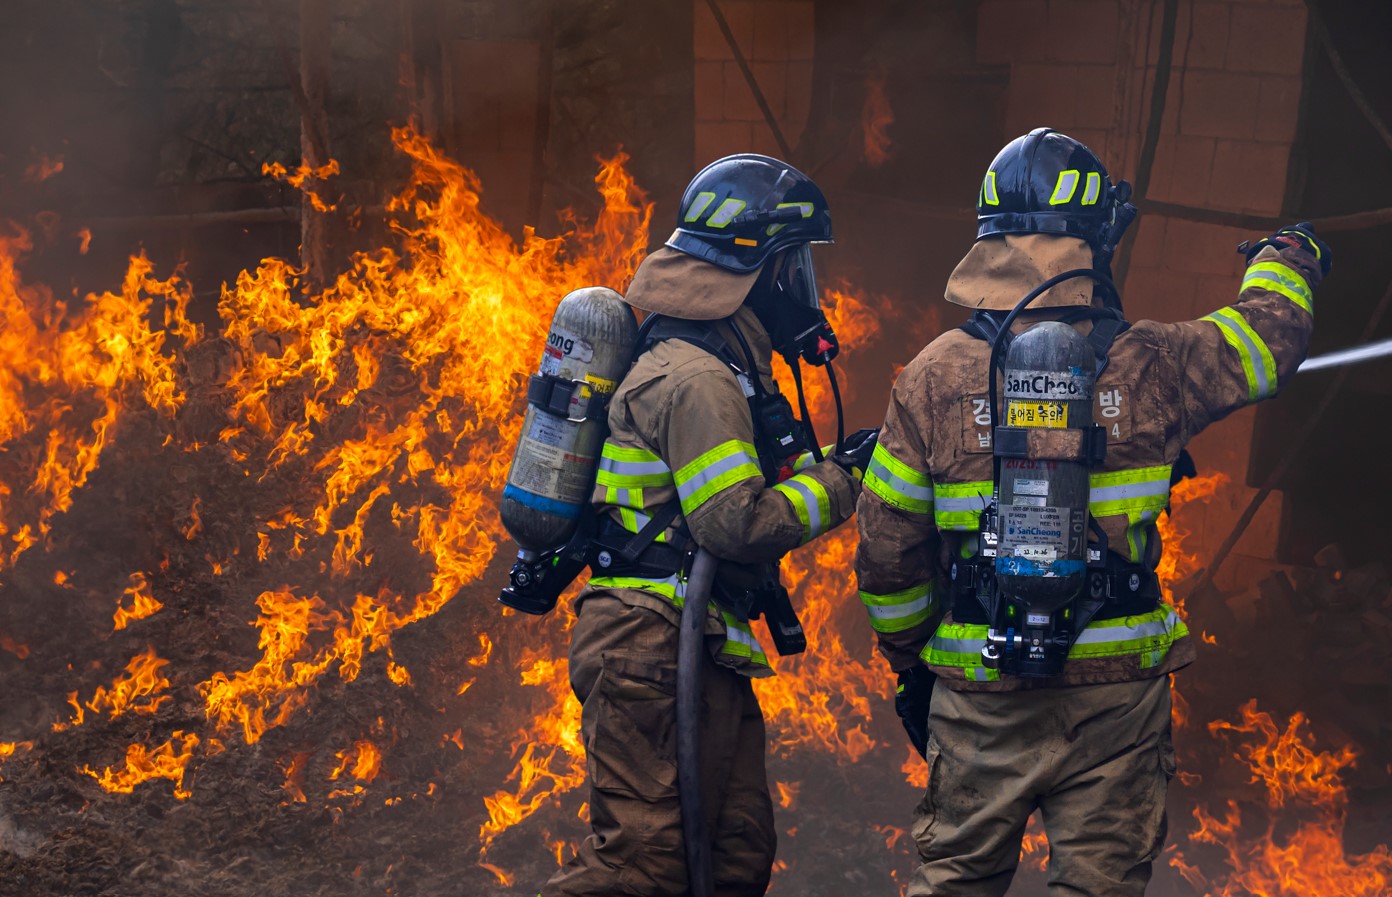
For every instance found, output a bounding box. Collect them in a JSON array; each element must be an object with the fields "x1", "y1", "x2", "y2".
[{"x1": 746, "y1": 244, "x2": 845, "y2": 461}]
